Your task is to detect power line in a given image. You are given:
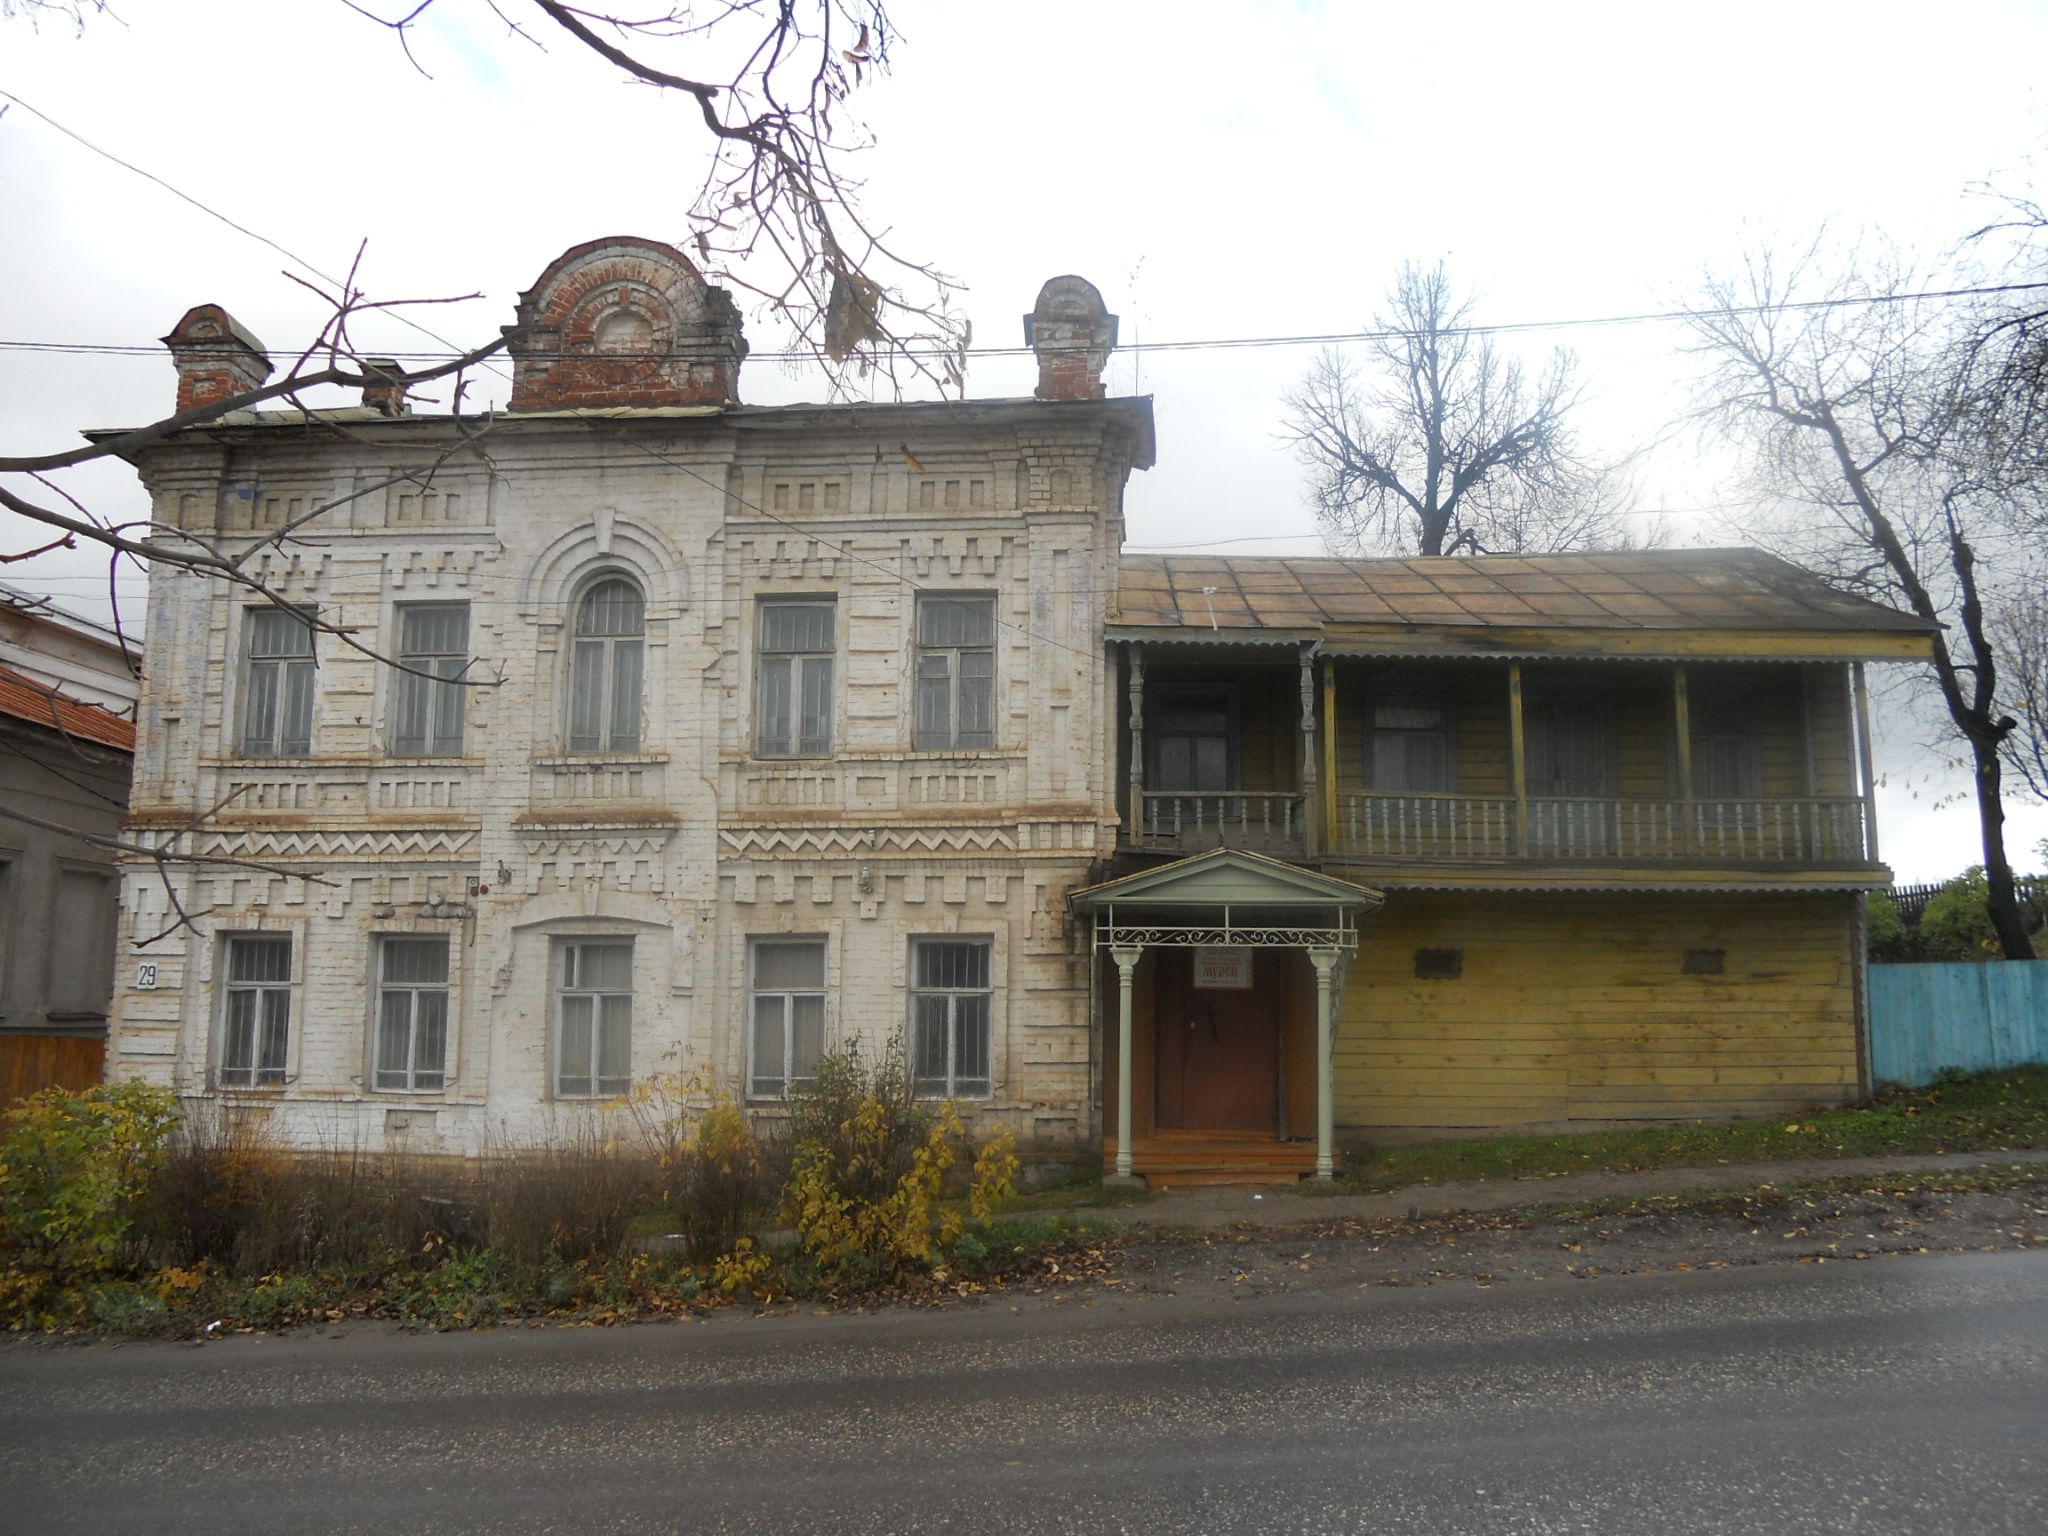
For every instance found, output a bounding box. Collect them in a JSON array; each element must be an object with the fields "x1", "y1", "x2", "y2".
[
  {"x1": 7, "y1": 278, "x2": 2047, "y2": 368},
  {"x1": 0, "y1": 85, "x2": 512, "y2": 383}
]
